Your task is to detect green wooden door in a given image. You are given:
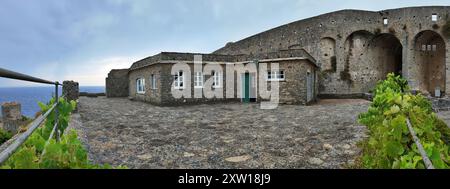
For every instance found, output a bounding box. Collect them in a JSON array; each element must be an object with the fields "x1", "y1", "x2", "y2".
[{"x1": 243, "y1": 73, "x2": 250, "y2": 103}]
